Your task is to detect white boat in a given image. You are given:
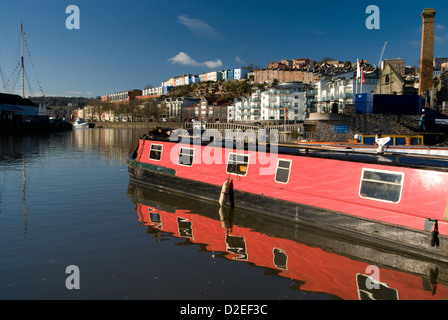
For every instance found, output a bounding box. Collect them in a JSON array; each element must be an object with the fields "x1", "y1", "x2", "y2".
[{"x1": 73, "y1": 118, "x2": 89, "y2": 127}]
